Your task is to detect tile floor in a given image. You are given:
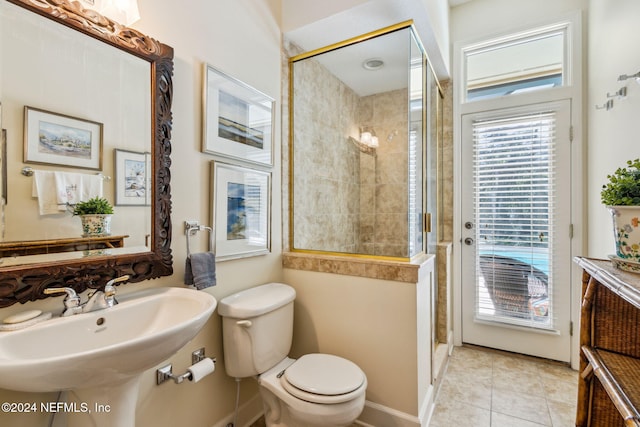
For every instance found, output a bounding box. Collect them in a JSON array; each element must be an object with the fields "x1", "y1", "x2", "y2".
[
  {"x1": 250, "y1": 345, "x2": 578, "y2": 427},
  {"x1": 429, "y1": 345, "x2": 578, "y2": 427}
]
